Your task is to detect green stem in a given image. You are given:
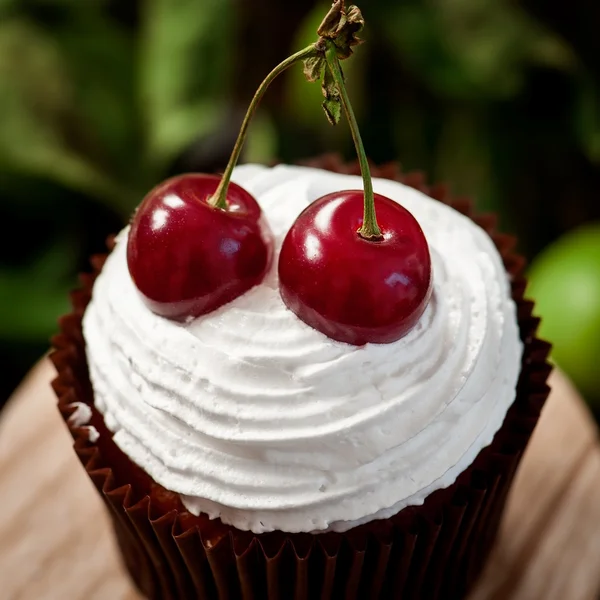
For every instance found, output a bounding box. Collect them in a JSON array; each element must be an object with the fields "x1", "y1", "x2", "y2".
[
  {"x1": 324, "y1": 43, "x2": 382, "y2": 240},
  {"x1": 210, "y1": 45, "x2": 318, "y2": 210}
]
